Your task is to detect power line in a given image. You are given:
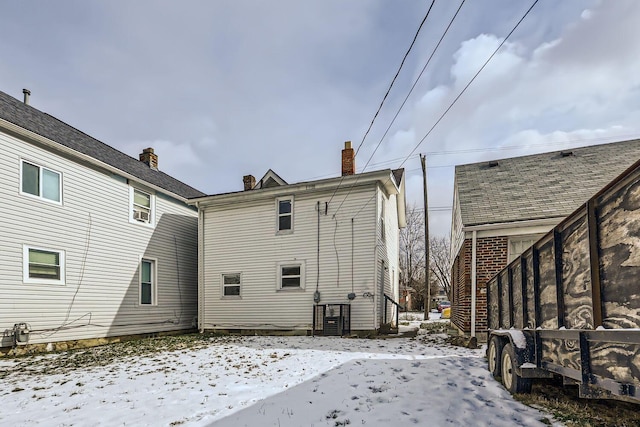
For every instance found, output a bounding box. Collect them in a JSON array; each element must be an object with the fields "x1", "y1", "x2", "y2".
[
  {"x1": 399, "y1": 0, "x2": 540, "y2": 168},
  {"x1": 327, "y1": 0, "x2": 437, "y2": 207},
  {"x1": 331, "y1": 0, "x2": 465, "y2": 217},
  {"x1": 351, "y1": 0, "x2": 540, "y2": 221}
]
